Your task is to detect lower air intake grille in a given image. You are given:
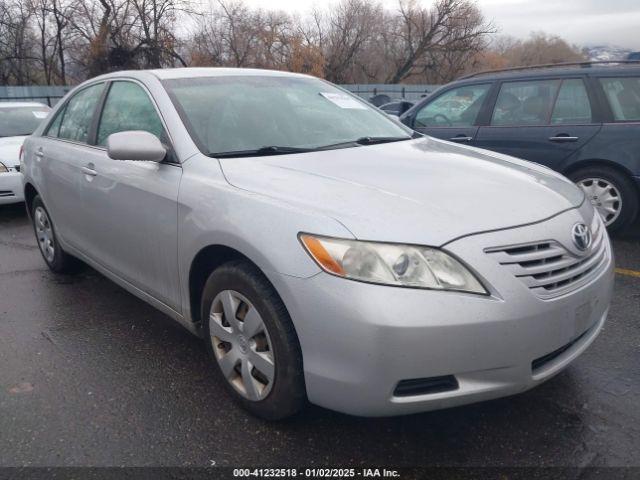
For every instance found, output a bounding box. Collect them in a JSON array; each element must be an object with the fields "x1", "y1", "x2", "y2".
[
  {"x1": 394, "y1": 375, "x2": 459, "y2": 397},
  {"x1": 532, "y1": 327, "x2": 592, "y2": 373}
]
